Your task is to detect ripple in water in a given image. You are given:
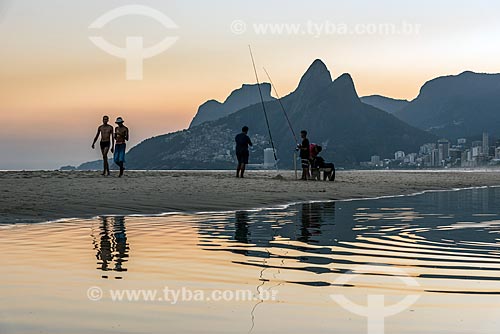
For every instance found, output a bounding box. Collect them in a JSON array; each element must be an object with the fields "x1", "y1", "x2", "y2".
[
  {"x1": 198, "y1": 188, "x2": 500, "y2": 296},
  {"x1": 1, "y1": 187, "x2": 500, "y2": 333}
]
